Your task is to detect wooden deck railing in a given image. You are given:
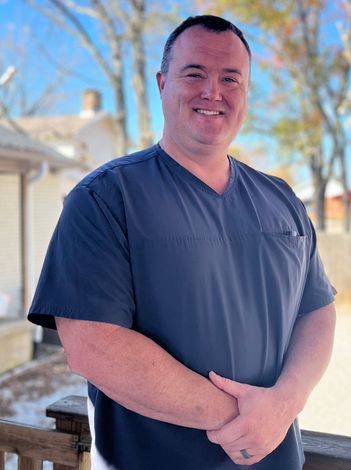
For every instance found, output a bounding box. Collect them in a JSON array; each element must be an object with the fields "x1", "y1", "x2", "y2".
[
  {"x1": 0, "y1": 395, "x2": 351, "y2": 469},
  {"x1": 0, "y1": 396, "x2": 90, "y2": 470}
]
